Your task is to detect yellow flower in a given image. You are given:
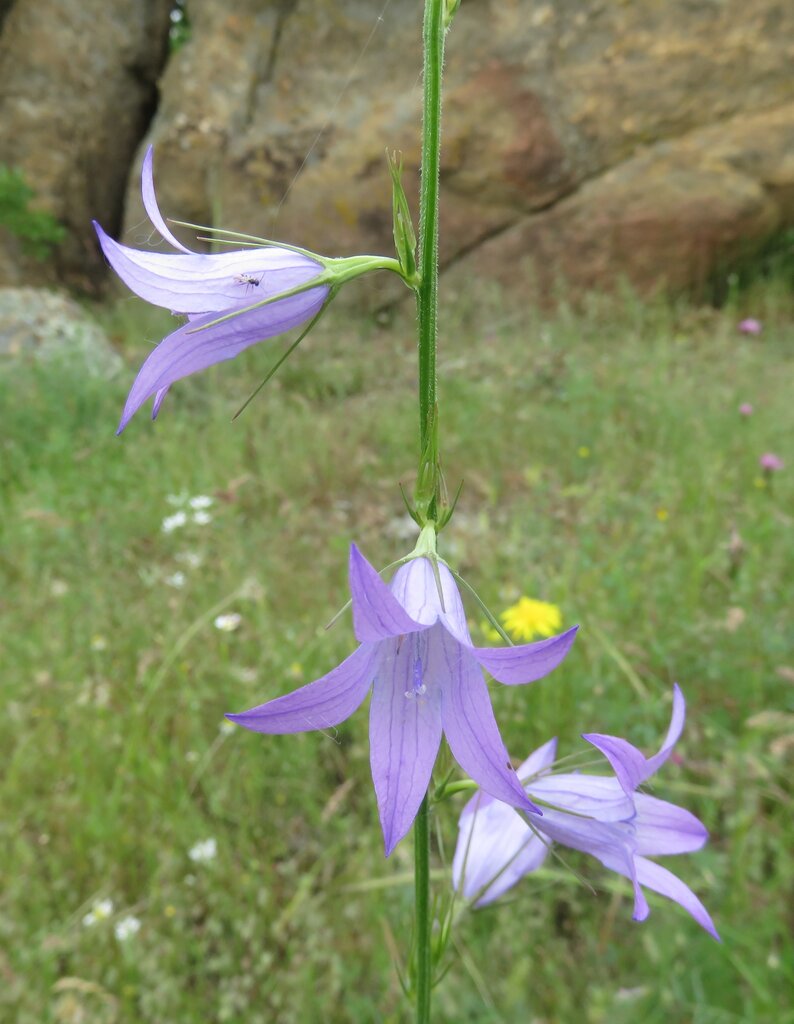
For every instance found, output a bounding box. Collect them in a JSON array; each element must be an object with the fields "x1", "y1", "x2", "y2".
[
  {"x1": 577, "y1": 446, "x2": 591, "y2": 459},
  {"x1": 655, "y1": 507, "x2": 669, "y2": 522},
  {"x1": 500, "y1": 597, "x2": 562, "y2": 642}
]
